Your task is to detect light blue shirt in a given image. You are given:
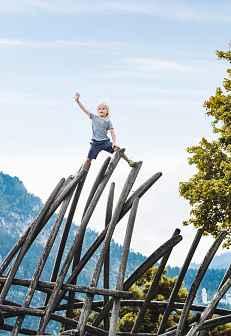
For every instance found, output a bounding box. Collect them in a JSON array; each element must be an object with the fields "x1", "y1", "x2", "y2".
[{"x1": 90, "y1": 113, "x2": 113, "y2": 141}]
